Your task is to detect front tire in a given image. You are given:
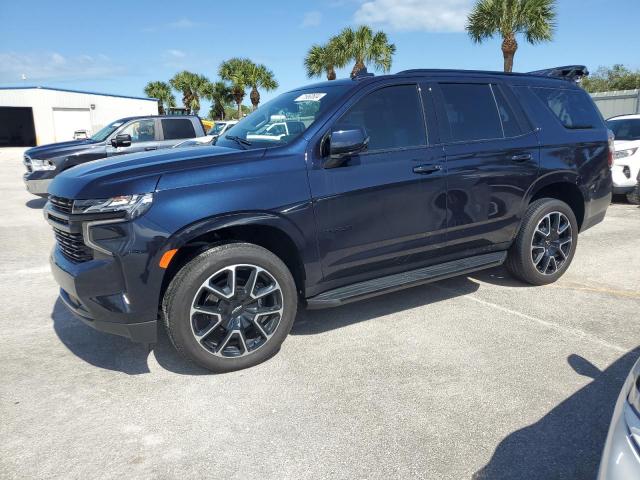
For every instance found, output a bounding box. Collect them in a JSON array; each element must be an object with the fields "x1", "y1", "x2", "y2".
[
  {"x1": 163, "y1": 243, "x2": 297, "y2": 373},
  {"x1": 506, "y1": 198, "x2": 578, "y2": 286}
]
